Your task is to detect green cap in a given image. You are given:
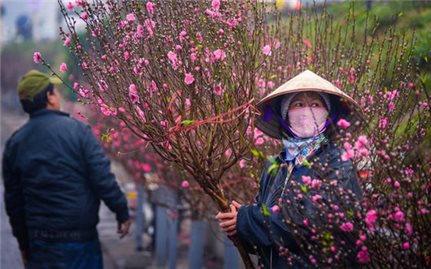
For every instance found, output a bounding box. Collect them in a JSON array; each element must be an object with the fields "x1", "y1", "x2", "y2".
[{"x1": 17, "y1": 69, "x2": 63, "y2": 101}]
